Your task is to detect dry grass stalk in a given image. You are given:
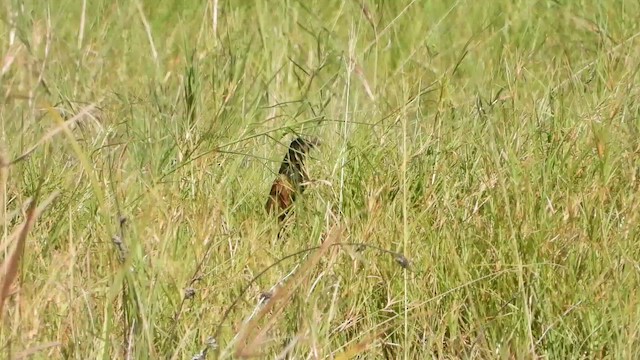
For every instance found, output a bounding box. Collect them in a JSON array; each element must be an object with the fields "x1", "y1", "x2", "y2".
[
  {"x1": 234, "y1": 225, "x2": 344, "y2": 358},
  {"x1": 0, "y1": 189, "x2": 58, "y2": 322}
]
